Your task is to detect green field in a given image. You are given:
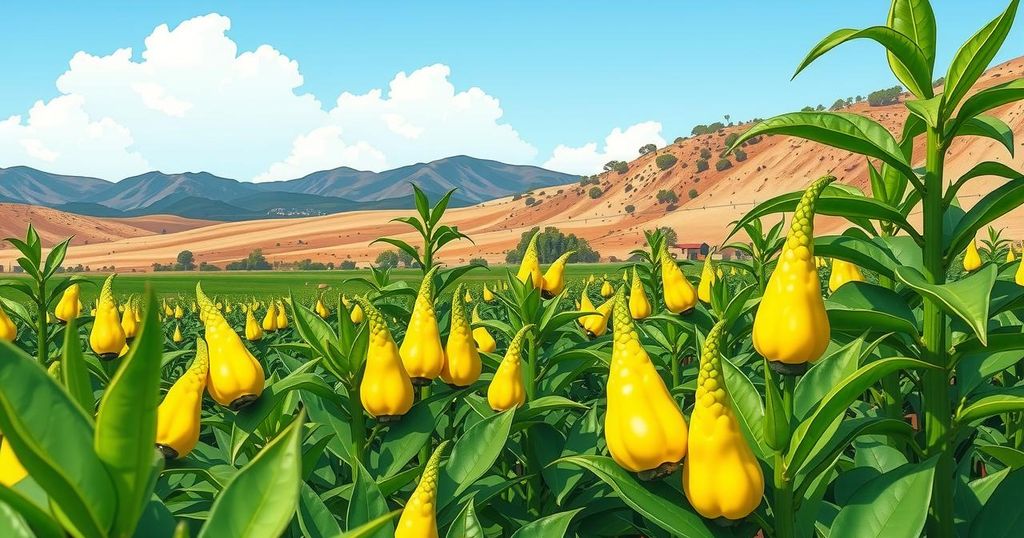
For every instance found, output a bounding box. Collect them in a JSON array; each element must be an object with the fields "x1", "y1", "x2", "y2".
[{"x1": 1, "y1": 263, "x2": 631, "y2": 304}]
